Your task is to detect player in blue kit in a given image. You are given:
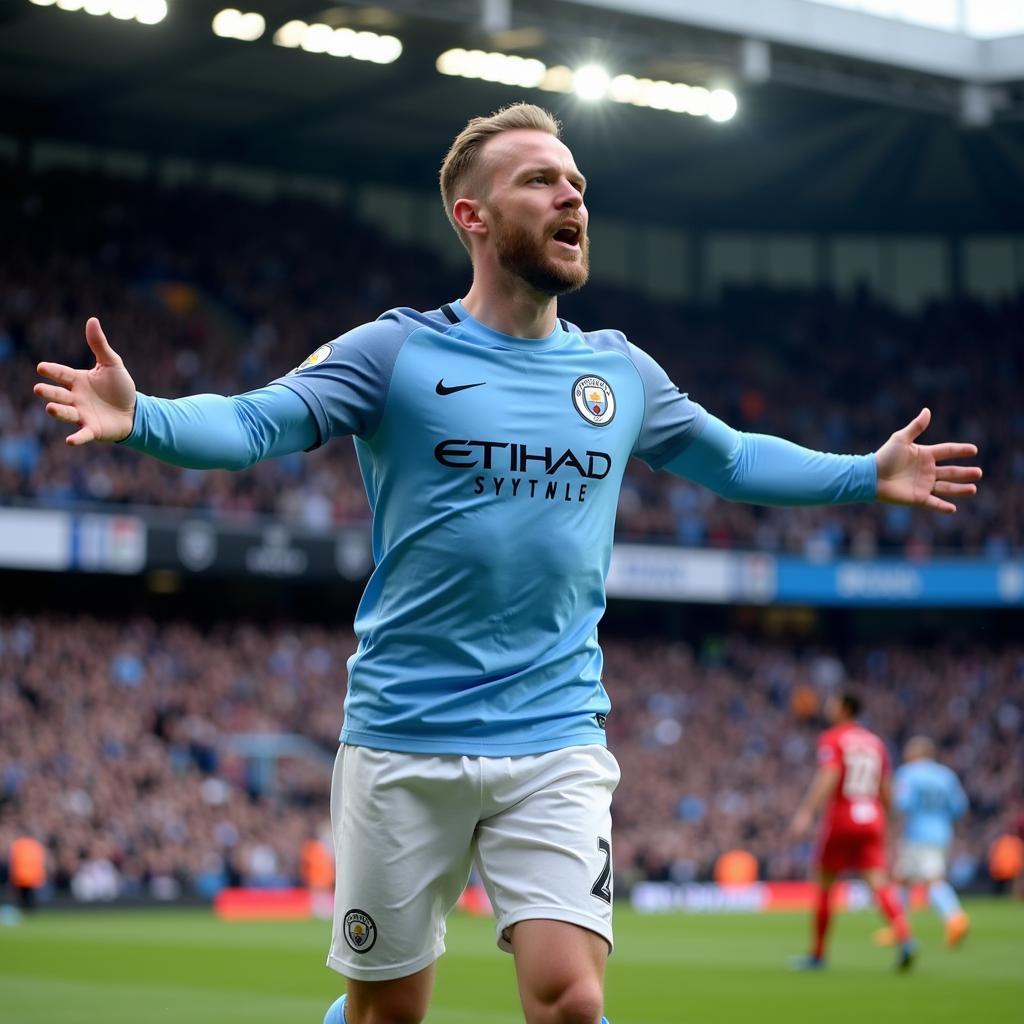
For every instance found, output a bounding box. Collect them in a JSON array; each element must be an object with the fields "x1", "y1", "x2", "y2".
[
  {"x1": 877, "y1": 736, "x2": 971, "y2": 948},
  {"x1": 33, "y1": 104, "x2": 982, "y2": 1024}
]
